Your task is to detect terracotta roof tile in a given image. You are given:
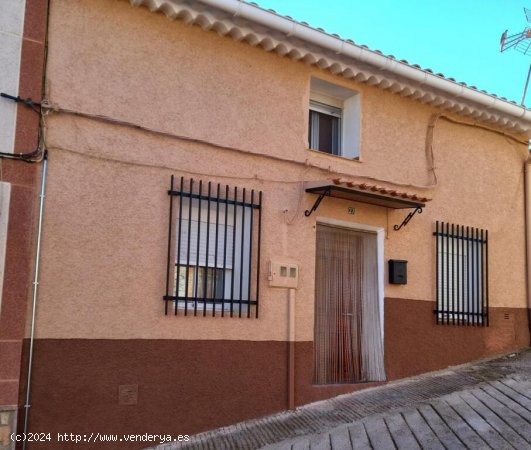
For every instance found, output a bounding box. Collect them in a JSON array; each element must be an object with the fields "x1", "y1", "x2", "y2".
[{"x1": 331, "y1": 178, "x2": 432, "y2": 203}]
